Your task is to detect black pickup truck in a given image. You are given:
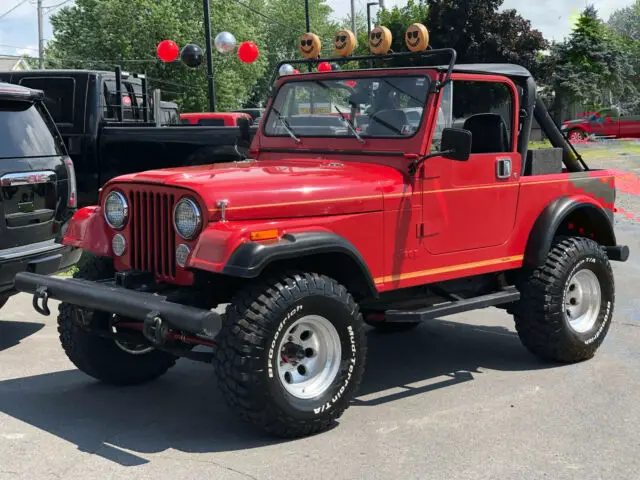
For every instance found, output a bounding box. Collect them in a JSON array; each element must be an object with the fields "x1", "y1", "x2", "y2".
[
  {"x1": 0, "y1": 82, "x2": 80, "y2": 308},
  {"x1": 0, "y1": 68, "x2": 255, "y2": 207}
]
